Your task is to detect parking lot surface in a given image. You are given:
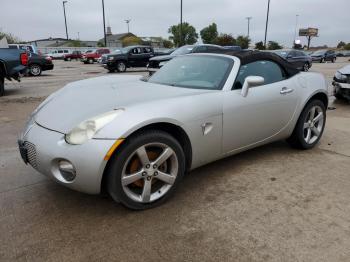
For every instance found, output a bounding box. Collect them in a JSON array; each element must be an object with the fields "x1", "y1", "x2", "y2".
[{"x1": 1, "y1": 59, "x2": 350, "y2": 261}]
